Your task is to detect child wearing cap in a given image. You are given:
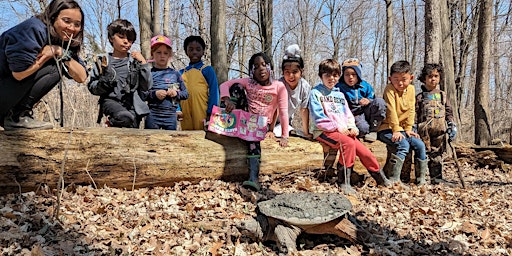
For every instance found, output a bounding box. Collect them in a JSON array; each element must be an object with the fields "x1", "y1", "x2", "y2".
[
  {"x1": 336, "y1": 58, "x2": 386, "y2": 142},
  {"x1": 142, "y1": 35, "x2": 188, "y2": 130},
  {"x1": 88, "y1": 19, "x2": 152, "y2": 128},
  {"x1": 179, "y1": 35, "x2": 219, "y2": 130}
]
